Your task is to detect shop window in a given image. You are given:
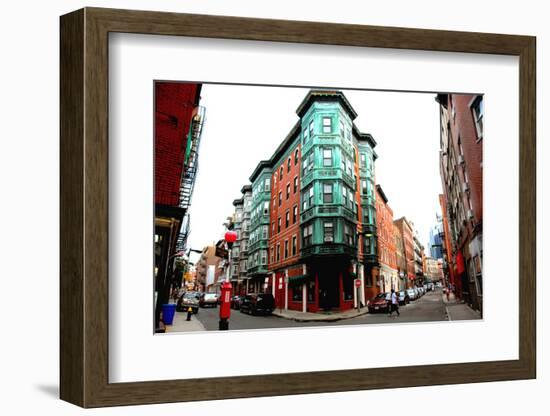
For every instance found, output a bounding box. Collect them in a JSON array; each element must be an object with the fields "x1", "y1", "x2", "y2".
[
  {"x1": 307, "y1": 280, "x2": 315, "y2": 302},
  {"x1": 292, "y1": 285, "x2": 303, "y2": 301}
]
